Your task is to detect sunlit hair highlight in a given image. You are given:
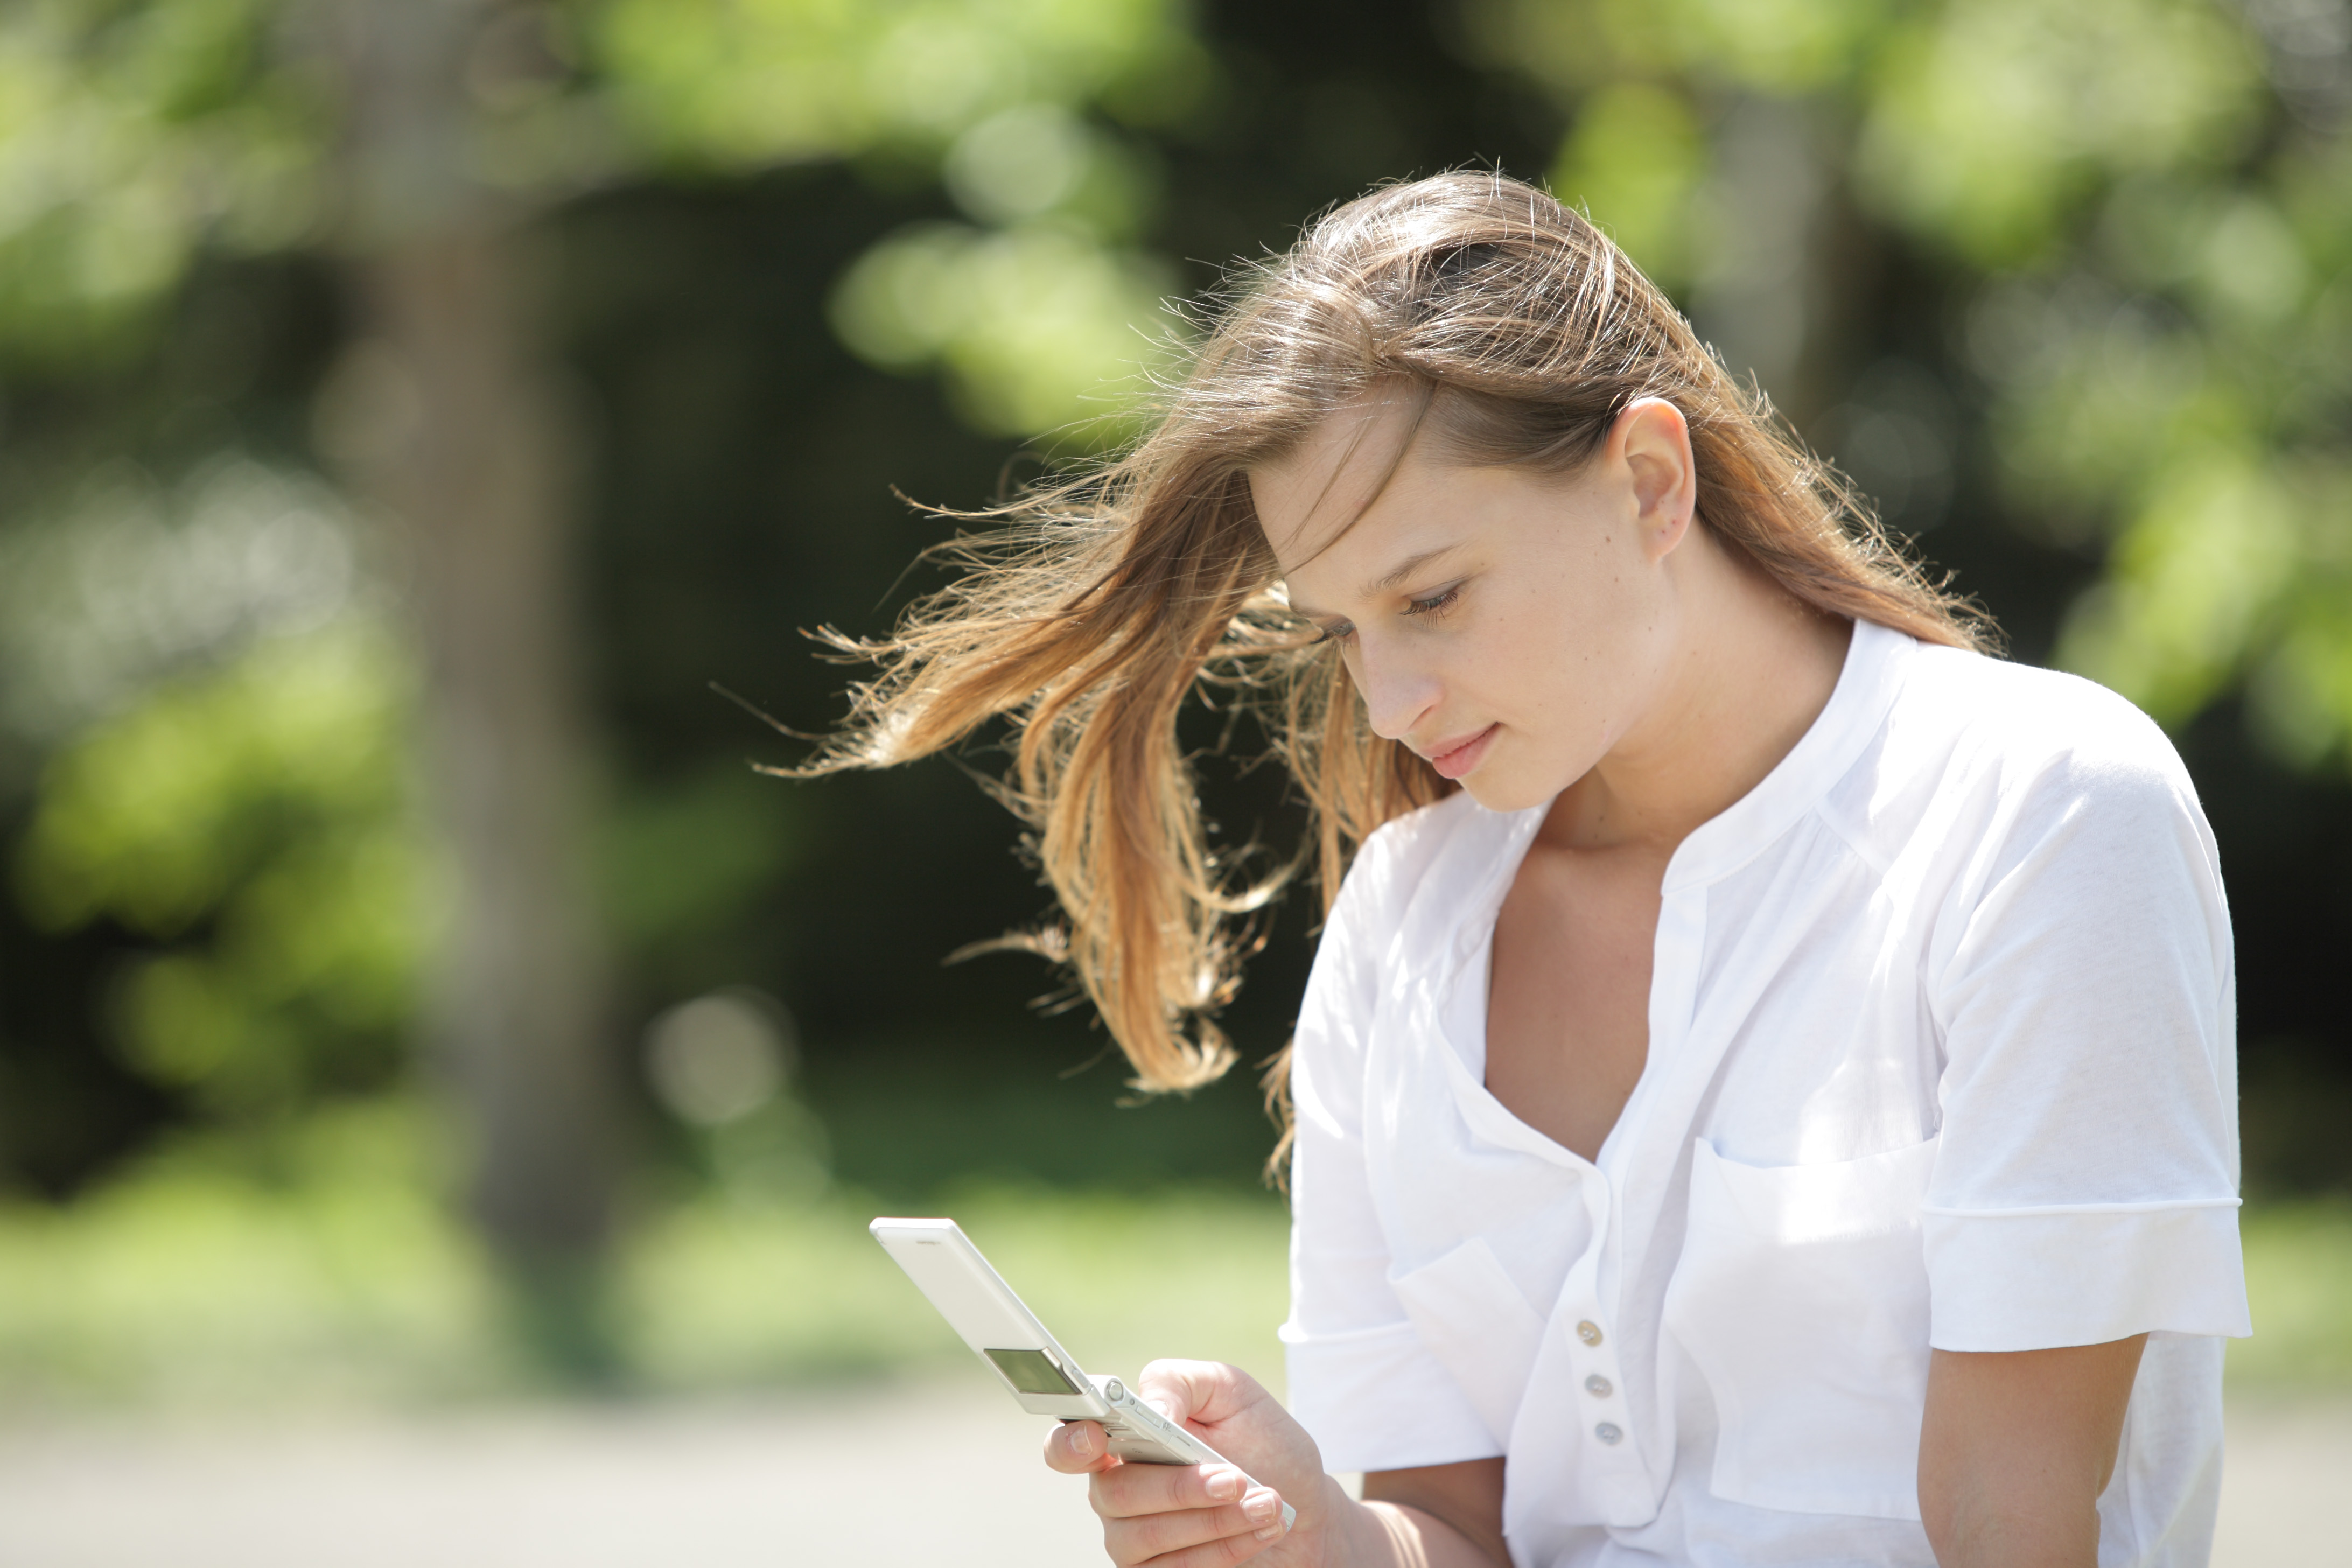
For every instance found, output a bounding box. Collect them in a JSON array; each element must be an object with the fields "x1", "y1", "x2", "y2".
[{"x1": 790, "y1": 172, "x2": 1991, "y2": 1167}]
